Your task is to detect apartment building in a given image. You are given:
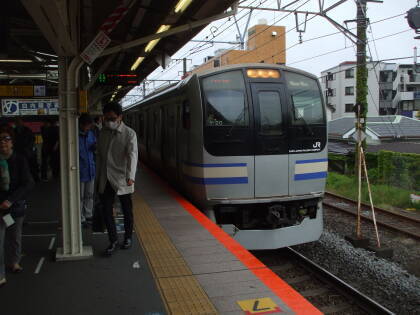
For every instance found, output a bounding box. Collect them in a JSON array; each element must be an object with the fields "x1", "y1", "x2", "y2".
[
  {"x1": 321, "y1": 61, "x2": 382, "y2": 121},
  {"x1": 321, "y1": 61, "x2": 420, "y2": 121},
  {"x1": 379, "y1": 63, "x2": 420, "y2": 117}
]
